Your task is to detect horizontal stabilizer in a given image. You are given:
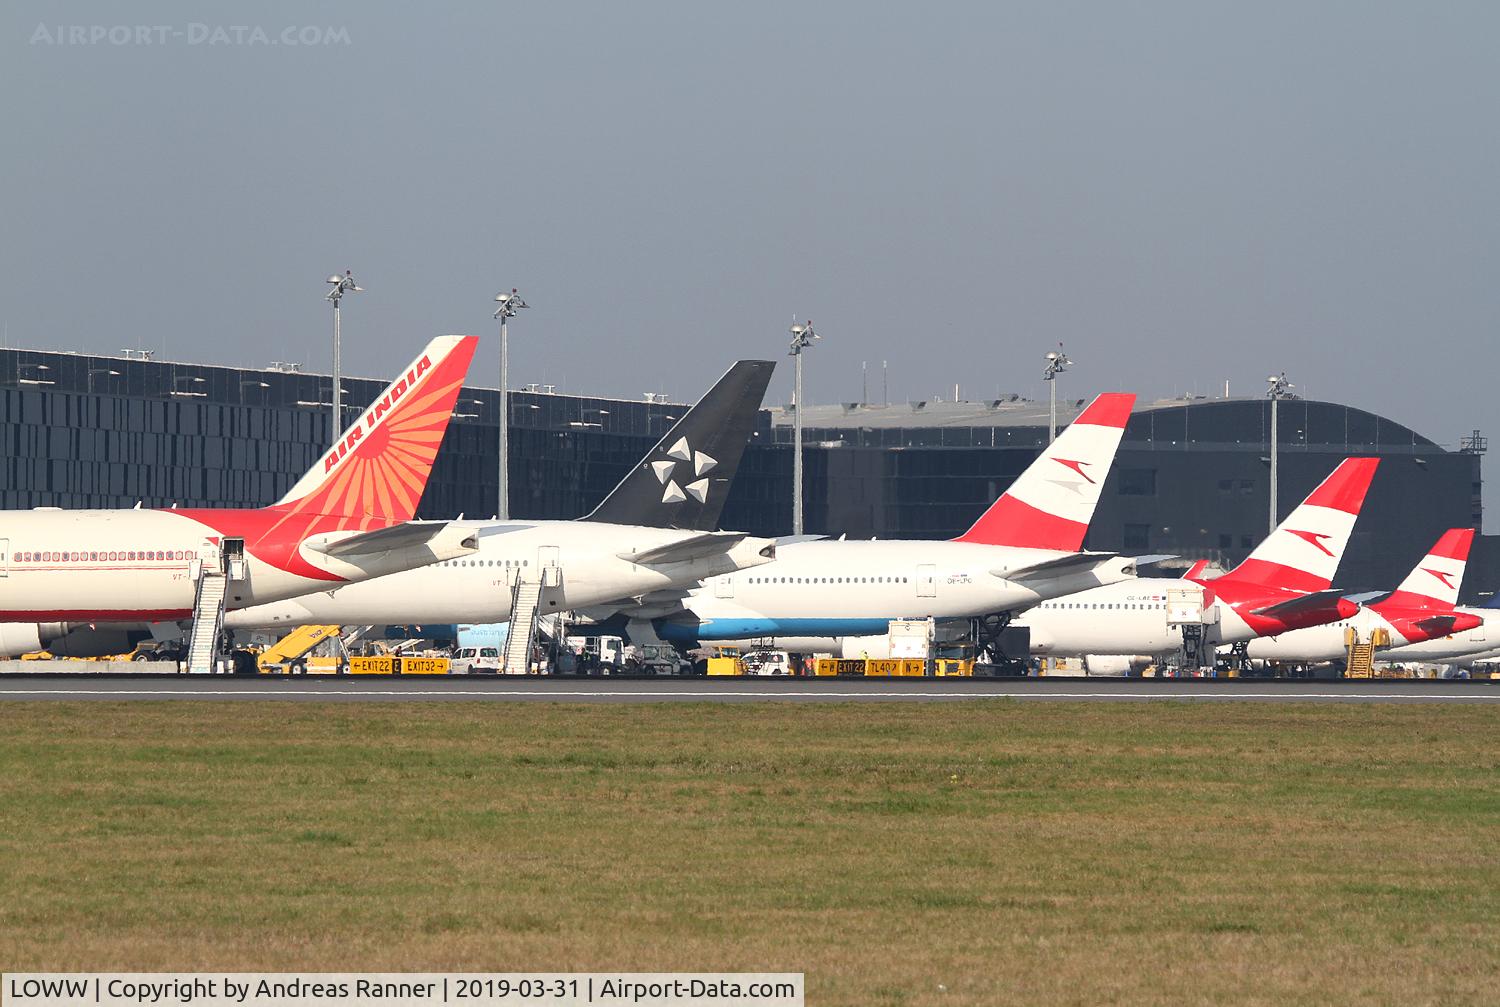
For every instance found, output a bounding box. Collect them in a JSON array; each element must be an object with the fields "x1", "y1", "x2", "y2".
[
  {"x1": 995, "y1": 551, "x2": 1120, "y2": 584},
  {"x1": 1248, "y1": 589, "x2": 1350, "y2": 620},
  {"x1": 1411, "y1": 613, "x2": 1462, "y2": 637},
  {"x1": 305, "y1": 521, "x2": 476, "y2": 559},
  {"x1": 621, "y1": 532, "x2": 752, "y2": 566}
]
